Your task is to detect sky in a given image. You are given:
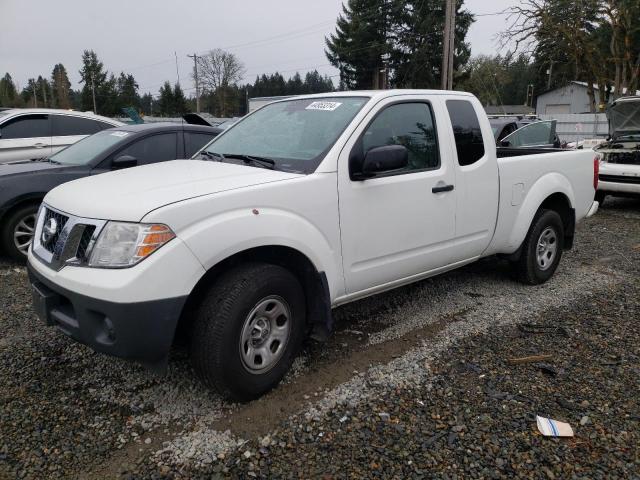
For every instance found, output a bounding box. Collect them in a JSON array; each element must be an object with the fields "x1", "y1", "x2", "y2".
[{"x1": 0, "y1": 0, "x2": 517, "y2": 97}]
